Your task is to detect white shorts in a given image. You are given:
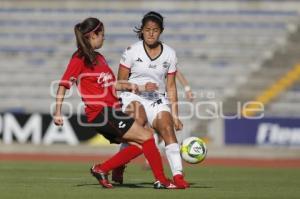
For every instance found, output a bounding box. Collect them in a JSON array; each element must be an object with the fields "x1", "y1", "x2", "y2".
[{"x1": 120, "y1": 91, "x2": 171, "y2": 126}]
